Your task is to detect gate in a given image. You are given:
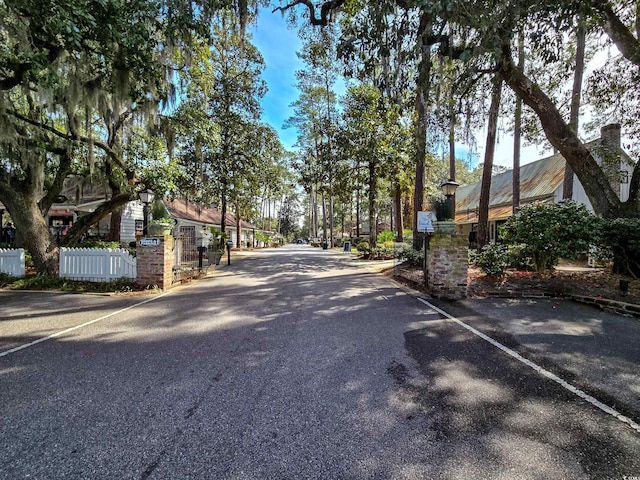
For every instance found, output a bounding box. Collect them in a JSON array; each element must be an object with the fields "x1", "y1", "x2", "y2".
[{"x1": 173, "y1": 227, "x2": 199, "y2": 282}]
